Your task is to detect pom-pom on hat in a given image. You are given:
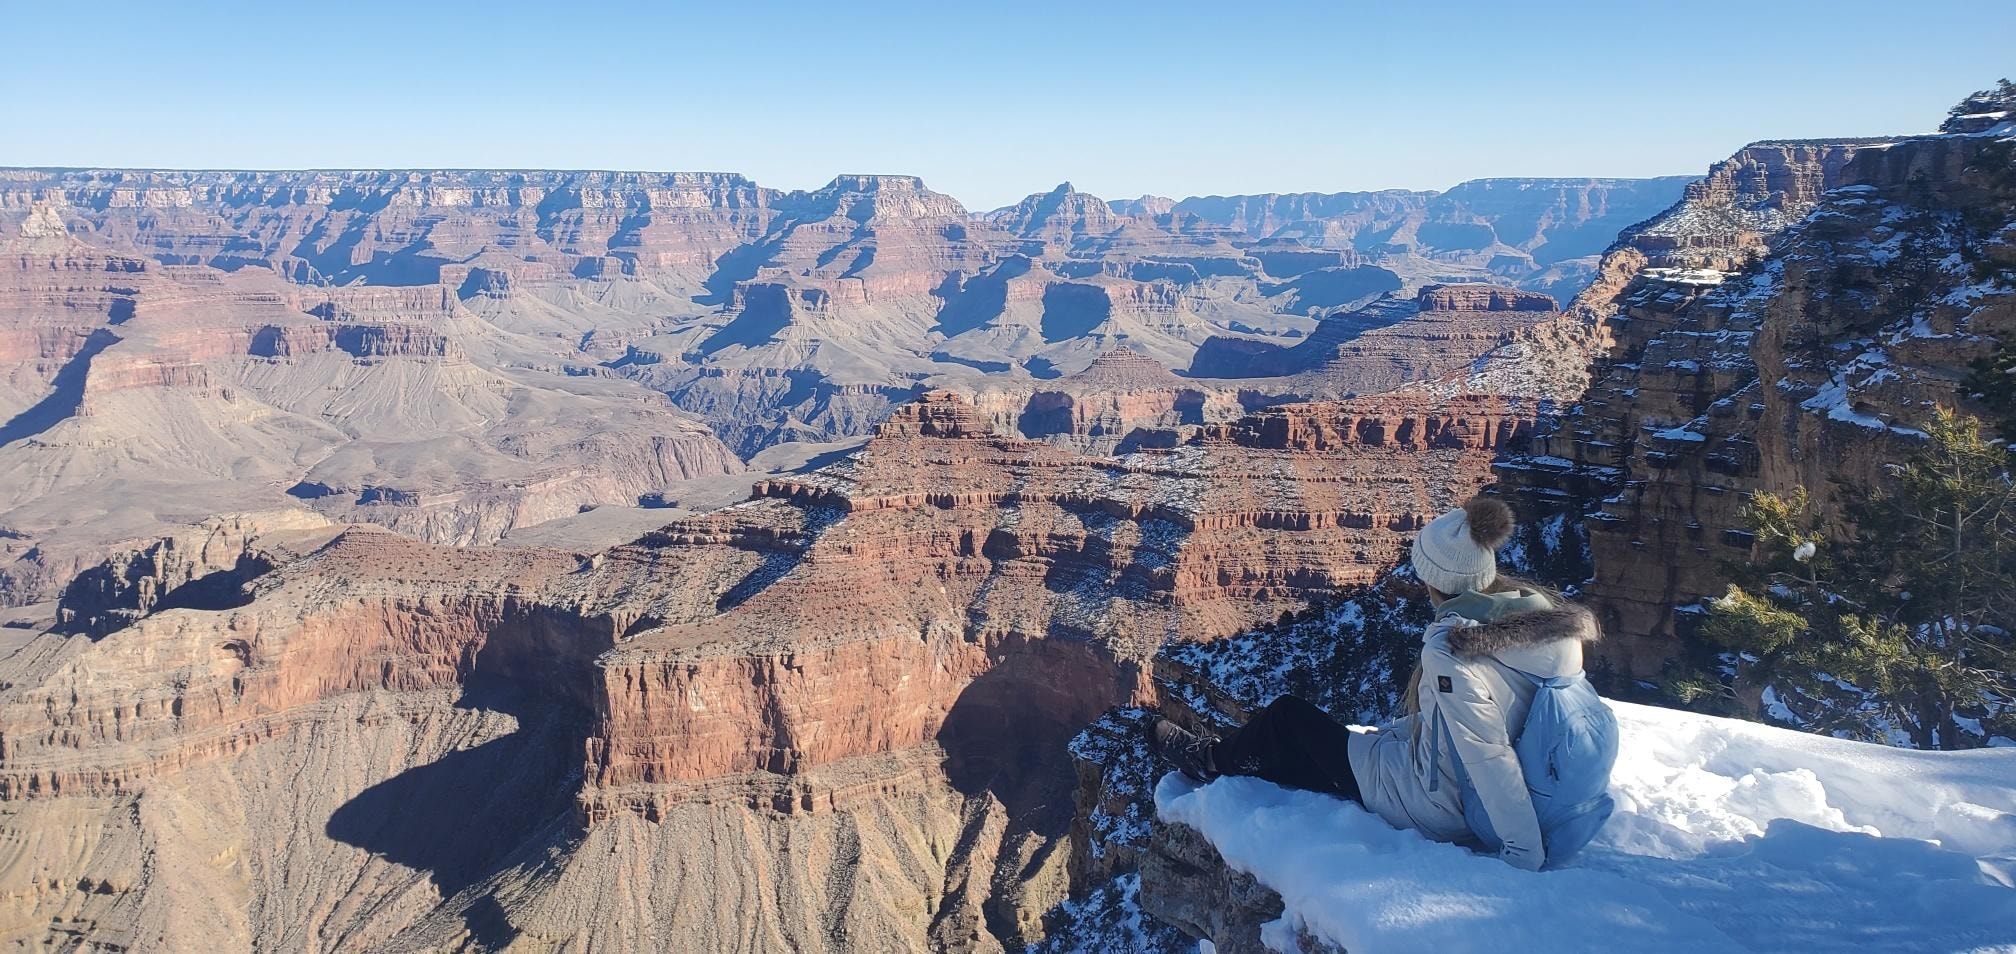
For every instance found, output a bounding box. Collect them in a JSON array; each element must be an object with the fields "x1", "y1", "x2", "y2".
[{"x1": 1411, "y1": 496, "x2": 1515, "y2": 596}]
